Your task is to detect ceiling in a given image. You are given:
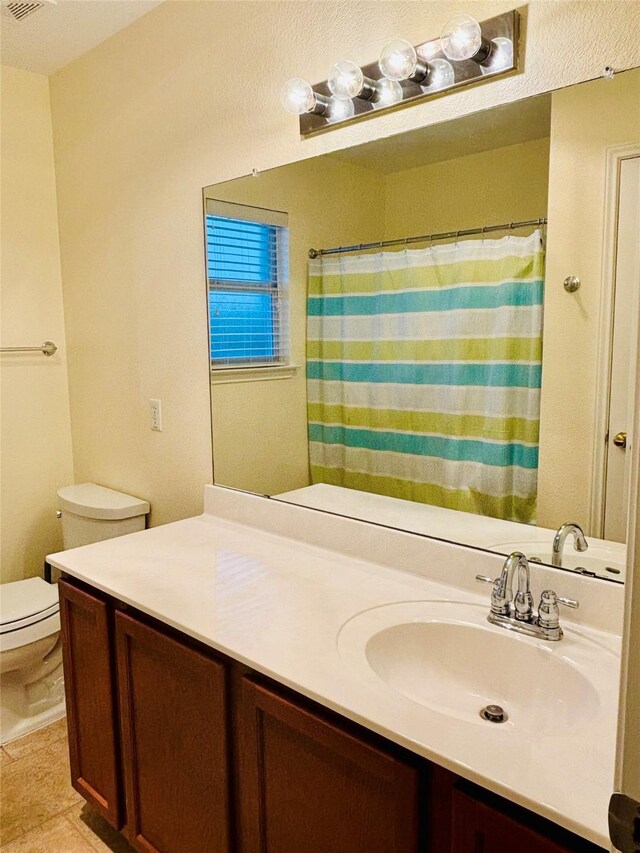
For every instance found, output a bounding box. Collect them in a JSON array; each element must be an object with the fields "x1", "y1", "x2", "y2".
[
  {"x1": 330, "y1": 93, "x2": 552, "y2": 174},
  {"x1": 0, "y1": 0, "x2": 163, "y2": 76}
]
